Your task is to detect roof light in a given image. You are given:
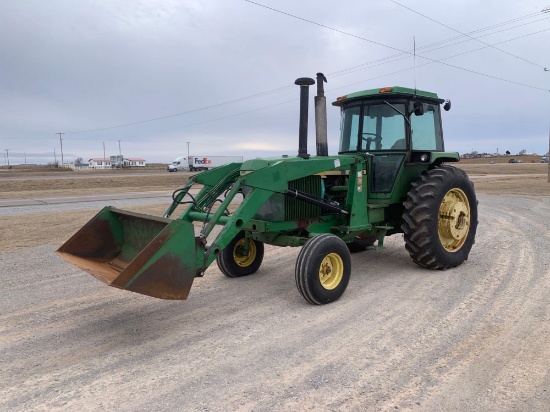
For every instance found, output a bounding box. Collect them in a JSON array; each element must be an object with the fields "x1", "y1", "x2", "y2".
[
  {"x1": 336, "y1": 95, "x2": 348, "y2": 101},
  {"x1": 379, "y1": 87, "x2": 393, "y2": 93}
]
